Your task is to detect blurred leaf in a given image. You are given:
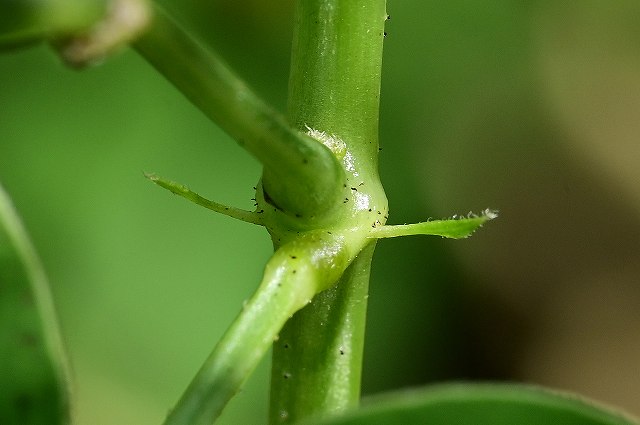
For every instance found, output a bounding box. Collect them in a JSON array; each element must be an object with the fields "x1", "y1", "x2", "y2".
[
  {"x1": 0, "y1": 182, "x2": 71, "y2": 425},
  {"x1": 305, "y1": 383, "x2": 639, "y2": 425}
]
